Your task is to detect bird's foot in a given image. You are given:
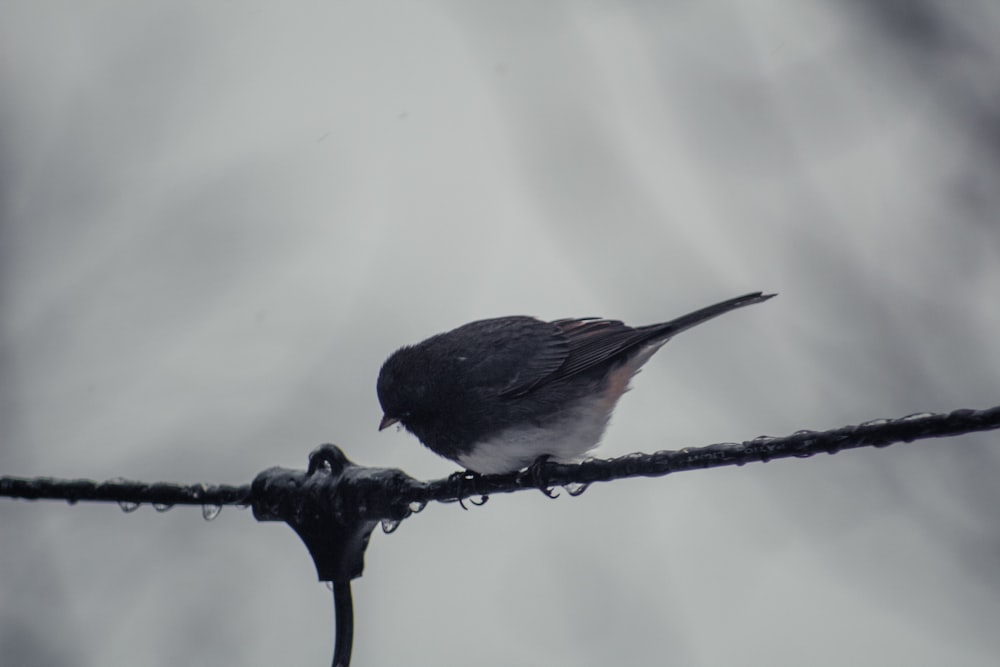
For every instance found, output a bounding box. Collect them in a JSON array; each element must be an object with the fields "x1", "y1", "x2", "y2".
[
  {"x1": 448, "y1": 469, "x2": 488, "y2": 510},
  {"x1": 527, "y1": 455, "x2": 559, "y2": 499}
]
